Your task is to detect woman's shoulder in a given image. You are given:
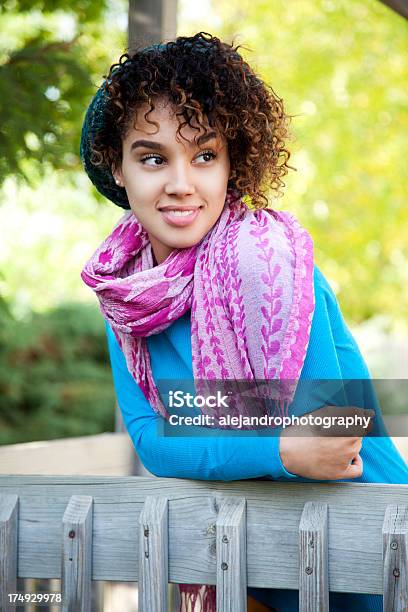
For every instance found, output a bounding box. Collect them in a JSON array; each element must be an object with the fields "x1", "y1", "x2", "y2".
[
  {"x1": 312, "y1": 265, "x2": 343, "y2": 329},
  {"x1": 313, "y1": 266, "x2": 338, "y2": 304}
]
